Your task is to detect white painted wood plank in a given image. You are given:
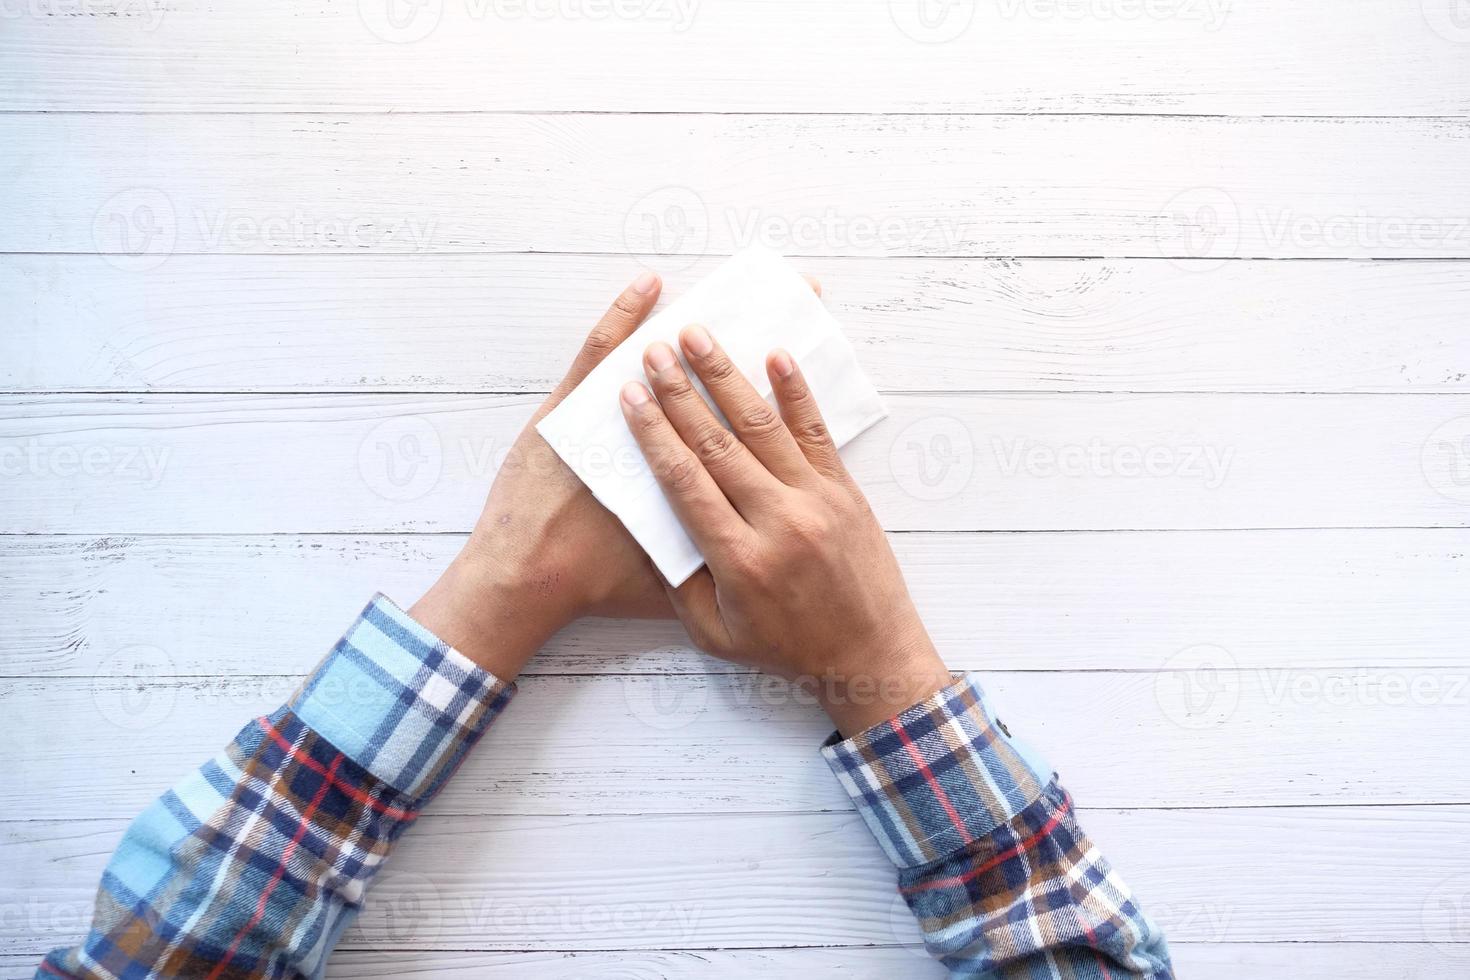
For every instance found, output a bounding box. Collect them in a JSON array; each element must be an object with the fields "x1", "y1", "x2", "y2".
[
  {"x1": 1, "y1": 945, "x2": 1461, "y2": 979},
  {"x1": 6, "y1": 254, "x2": 1470, "y2": 393},
  {"x1": 2, "y1": 393, "x2": 1467, "y2": 534},
  {"x1": 1171, "y1": 944, "x2": 1469, "y2": 977},
  {"x1": 10, "y1": 115, "x2": 1470, "y2": 258},
  {"x1": 2, "y1": 952, "x2": 1470, "y2": 980},
  {"x1": 2, "y1": 0, "x2": 1467, "y2": 115},
  {"x1": 10, "y1": 667, "x2": 1470, "y2": 817},
  {"x1": 319, "y1": 945, "x2": 1466, "y2": 979},
  {"x1": 5, "y1": 807, "x2": 1469, "y2": 951},
  {"x1": 3, "y1": 945, "x2": 1463, "y2": 979},
  {"x1": 330, "y1": 944, "x2": 1470, "y2": 979},
  {"x1": 4, "y1": 530, "x2": 1467, "y2": 677}
]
